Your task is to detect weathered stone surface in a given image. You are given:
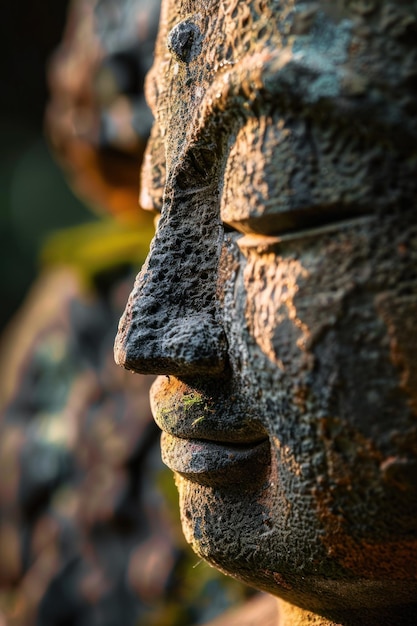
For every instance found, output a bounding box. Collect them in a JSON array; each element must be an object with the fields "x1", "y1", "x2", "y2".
[{"x1": 115, "y1": 0, "x2": 417, "y2": 624}]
